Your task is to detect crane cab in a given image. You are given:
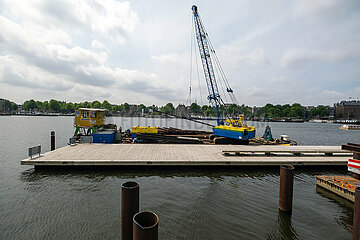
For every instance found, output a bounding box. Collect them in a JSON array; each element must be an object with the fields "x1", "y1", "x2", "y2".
[
  {"x1": 73, "y1": 108, "x2": 109, "y2": 137},
  {"x1": 74, "y1": 108, "x2": 108, "y2": 127}
]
